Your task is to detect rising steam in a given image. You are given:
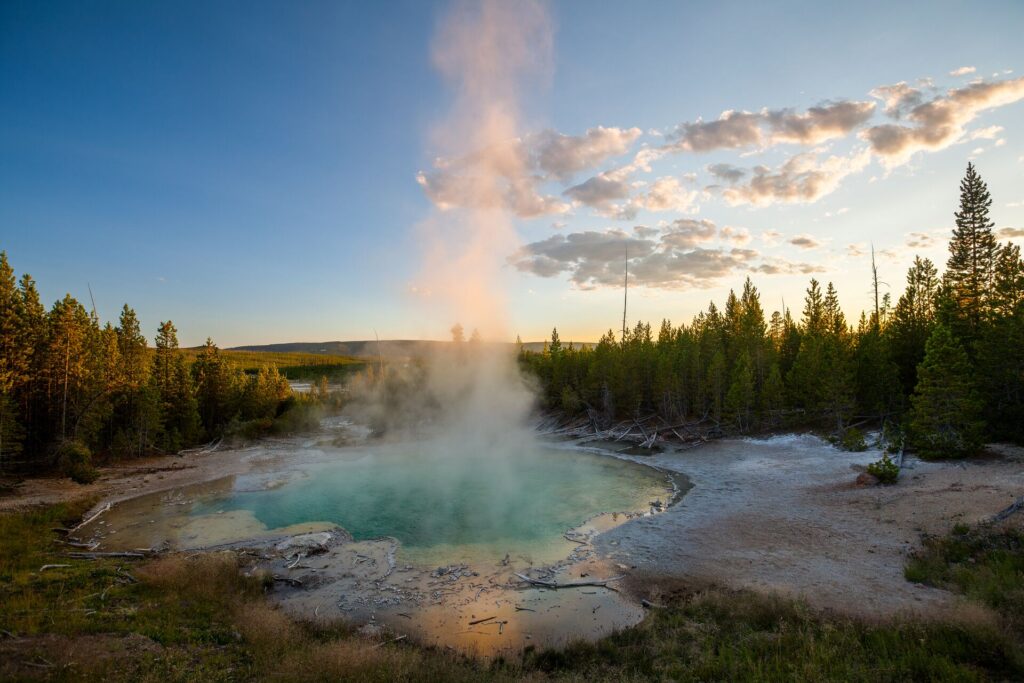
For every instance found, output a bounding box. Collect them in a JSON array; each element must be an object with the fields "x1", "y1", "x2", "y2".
[
  {"x1": 417, "y1": 0, "x2": 553, "y2": 336},
  {"x1": 350, "y1": 1, "x2": 554, "y2": 450}
]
